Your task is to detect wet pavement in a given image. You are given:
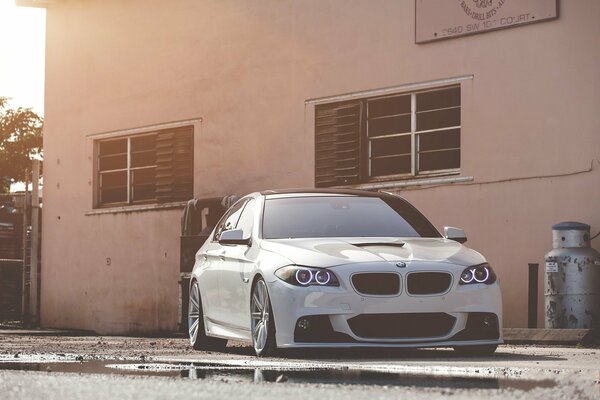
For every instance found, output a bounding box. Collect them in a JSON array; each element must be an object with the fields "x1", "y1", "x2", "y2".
[
  {"x1": 0, "y1": 334, "x2": 598, "y2": 399},
  {"x1": 0, "y1": 358, "x2": 557, "y2": 391}
]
